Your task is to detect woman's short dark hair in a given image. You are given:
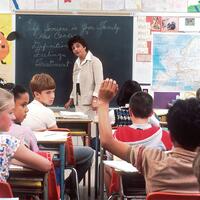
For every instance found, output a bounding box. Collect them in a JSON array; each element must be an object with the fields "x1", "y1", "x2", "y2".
[
  {"x1": 129, "y1": 91, "x2": 153, "y2": 118},
  {"x1": 116, "y1": 80, "x2": 141, "y2": 107},
  {"x1": 68, "y1": 35, "x2": 88, "y2": 52},
  {"x1": 167, "y1": 98, "x2": 200, "y2": 151}
]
